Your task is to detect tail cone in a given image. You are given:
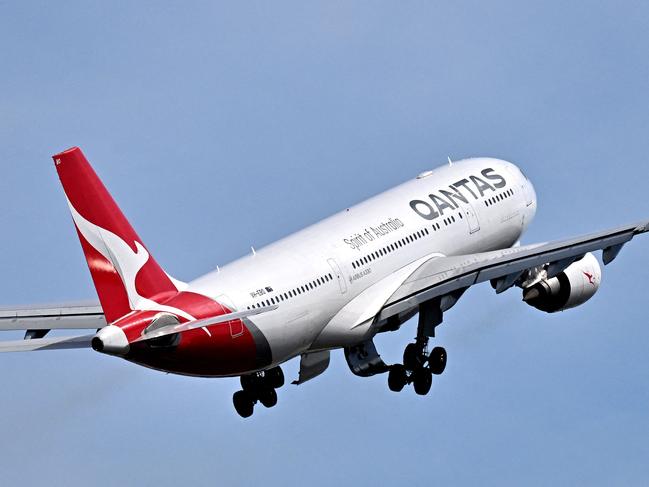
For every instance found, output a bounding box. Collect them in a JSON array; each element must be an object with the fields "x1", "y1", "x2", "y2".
[{"x1": 92, "y1": 325, "x2": 130, "y2": 356}]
